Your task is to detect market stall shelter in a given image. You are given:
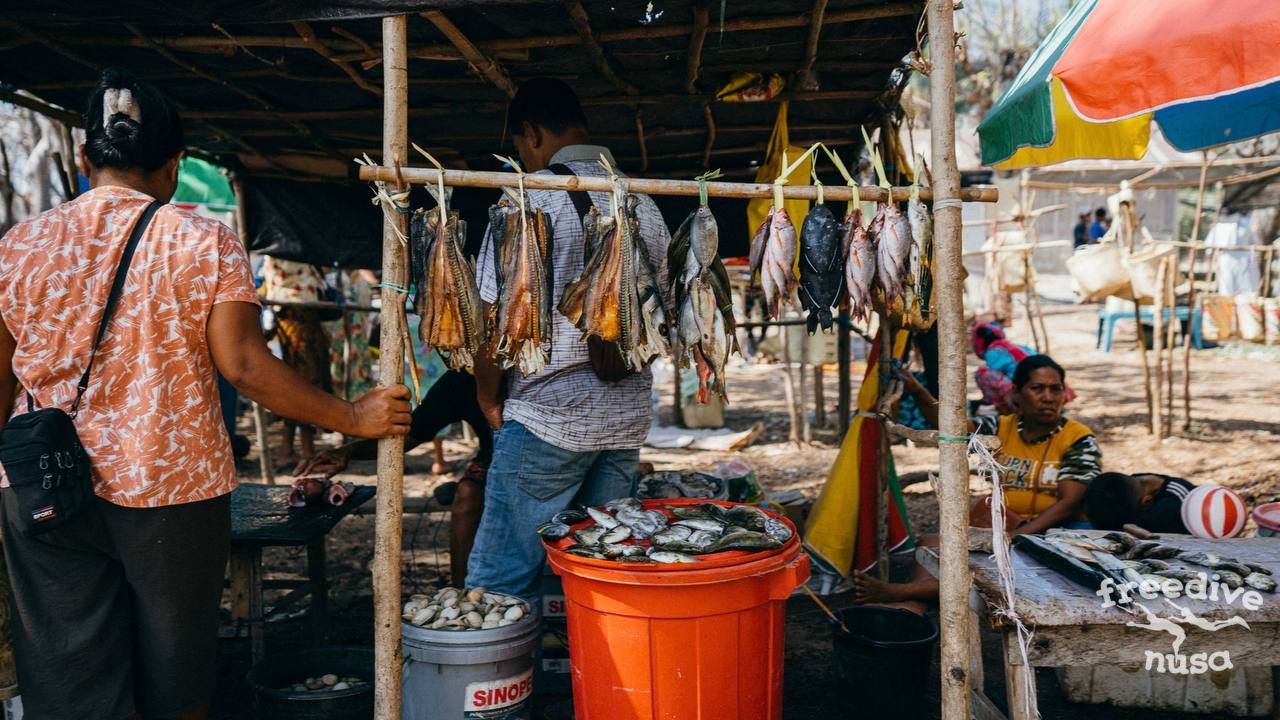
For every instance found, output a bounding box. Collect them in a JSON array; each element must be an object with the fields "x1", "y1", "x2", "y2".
[{"x1": 2, "y1": 2, "x2": 988, "y2": 718}]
